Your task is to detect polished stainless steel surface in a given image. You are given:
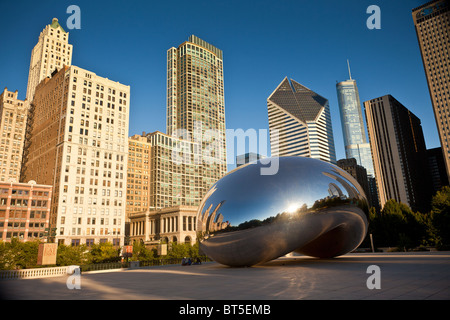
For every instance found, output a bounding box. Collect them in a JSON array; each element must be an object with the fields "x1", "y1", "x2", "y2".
[{"x1": 196, "y1": 156, "x2": 369, "y2": 267}]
